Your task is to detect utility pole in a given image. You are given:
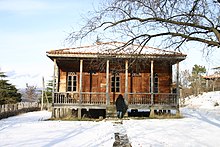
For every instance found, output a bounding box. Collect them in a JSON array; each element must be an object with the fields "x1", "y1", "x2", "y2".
[{"x1": 41, "y1": 77, "x2": 44, "y2": 111}]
